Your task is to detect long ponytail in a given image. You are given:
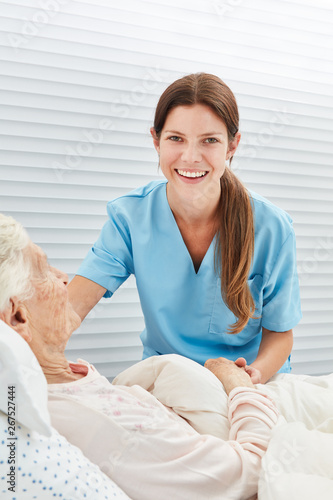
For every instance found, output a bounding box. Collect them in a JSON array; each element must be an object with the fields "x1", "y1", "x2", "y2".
[{"x1": 215, "y1": 168, "x2": 256, "y2": 333}]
